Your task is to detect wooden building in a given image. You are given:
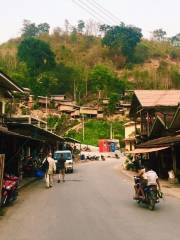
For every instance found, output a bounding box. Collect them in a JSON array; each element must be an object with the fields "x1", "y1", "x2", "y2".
[
  {"x1": 80, "y1": 106, "x2": 98, "y2": 118},
  {"x1": 129, "y1": 90, "x2": 180, "y2": 180},
  {"x1": 135, "y1": 134, "x2": 180, "y2": 180},
  {"x1": 51, "y1": 95, "x2": 66, "y2": 107},
  {"x1": 0, "y1": 71, "x2": 24, "y2": 116},
  {"x1": 0, "y1": 126, "x2": 43, "y2": 178},
  {"x1": 58, "y1": 103, "x2": 78, "y2": 113},
  {"x1": 0, "y1": 71, "x2": 39, "y2": 180},
  {"x1": 37, "y1": 96, "x2": 51, "y2": 108},
  {"x1": 124, "y1": 121, "x2": 140, "y2": 151},
  {"x1": 129, "y1": 90, "x2": 180, "y2": 143}
]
